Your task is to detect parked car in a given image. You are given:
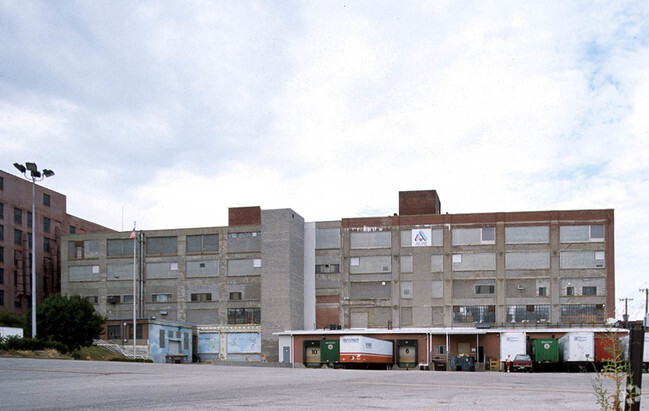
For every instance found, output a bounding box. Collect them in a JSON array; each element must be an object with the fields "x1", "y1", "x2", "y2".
[{"x1": 512, "y1": 354, "x2": 533, "y2": 372}]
